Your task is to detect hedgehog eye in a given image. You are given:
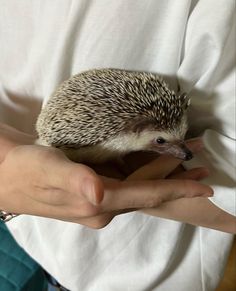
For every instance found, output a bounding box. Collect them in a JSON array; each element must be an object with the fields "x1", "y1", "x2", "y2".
[{"x1": 156, "y1": 137, "x2": 166, "y2": 144}]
